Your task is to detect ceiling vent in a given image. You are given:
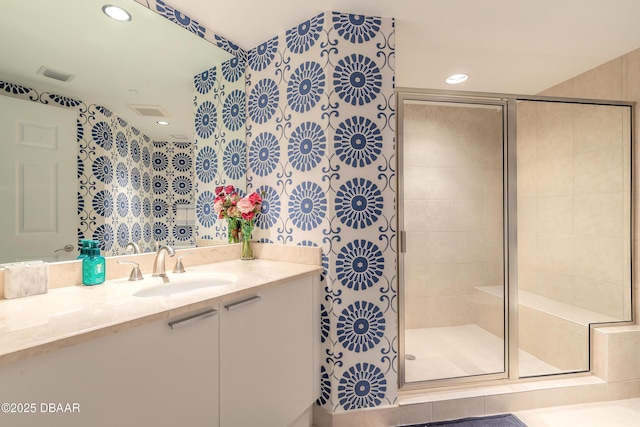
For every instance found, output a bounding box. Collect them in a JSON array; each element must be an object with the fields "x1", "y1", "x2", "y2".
[
  {"x1": 37, "y1": 66, "x2": 75, "y2": 83},
  {"x1": 171, "y1": 134, "x2": 189, "y2": 140},
  {"x1": 128, "y1": 104, "x2": 170, "y2": 117}
]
